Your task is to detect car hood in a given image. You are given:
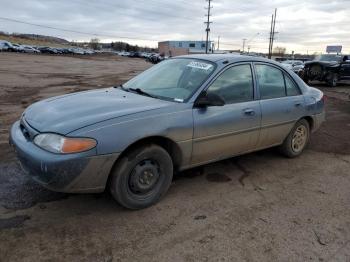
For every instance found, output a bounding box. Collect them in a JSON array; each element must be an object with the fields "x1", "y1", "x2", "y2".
[{"x1": 24, "y1": 88, "x2": 172, "y2": 134}]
